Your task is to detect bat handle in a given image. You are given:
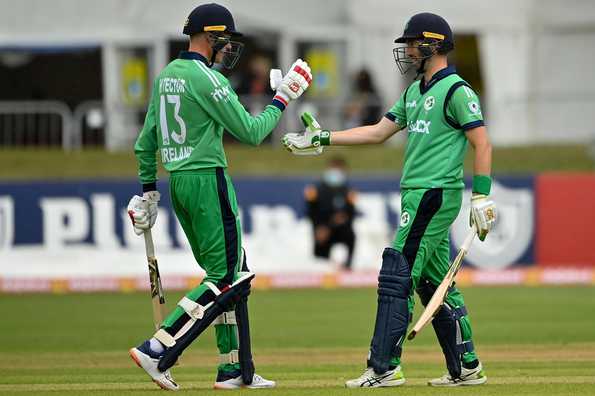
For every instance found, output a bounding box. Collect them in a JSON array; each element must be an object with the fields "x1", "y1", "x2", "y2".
[
  {"x1": 461, "y1": 225, "x2": 477, "y2": 253},
  {"x1": 144, "y1": 229, "x2": 155, "y2": 257}
]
